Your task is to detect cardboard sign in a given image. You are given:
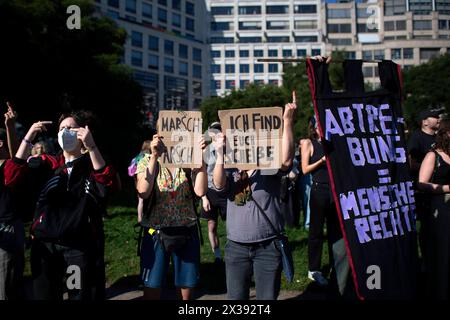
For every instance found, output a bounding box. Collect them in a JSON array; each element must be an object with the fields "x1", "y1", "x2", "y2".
[
  {"x1": 156, "y1": 110, "x2": 203, "y2": 168},
  {"x1": 218, "y1": 107, "x2": 283, "y2": 170}
]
